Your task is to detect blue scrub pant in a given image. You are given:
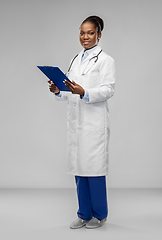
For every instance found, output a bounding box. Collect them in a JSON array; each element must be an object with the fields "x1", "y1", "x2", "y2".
[{"x1": 75, "y1": 176, "x2": 108, "y2": 221}]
